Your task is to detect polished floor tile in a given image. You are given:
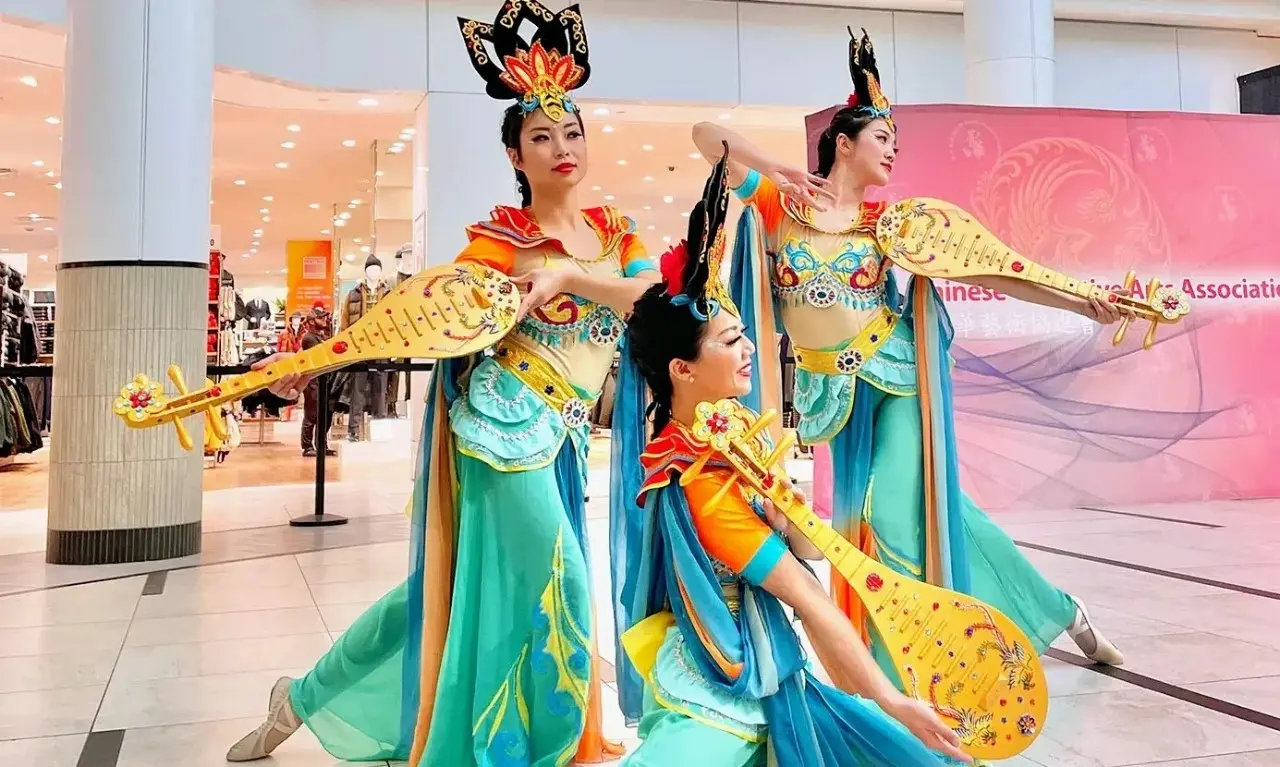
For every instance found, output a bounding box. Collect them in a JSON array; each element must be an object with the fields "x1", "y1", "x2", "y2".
[
  {"x1": 124, "y1": 606, "x2": 327, "y2": 648},
  {"x1": 112, "y1": 633, "x2": 334, "y2": 683},
  {"x1": 116, "y1": 717, "x2": 389, "y2": 766},
  {"x1": 96, "y1": 668, "x2": 308, "y2": 731},
  {"x1": 0, "y1": 685, "x2": 105, "y2": 740},
  {"x1": 0, "y1": 733, "x2": 87, "y2": 767}
]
